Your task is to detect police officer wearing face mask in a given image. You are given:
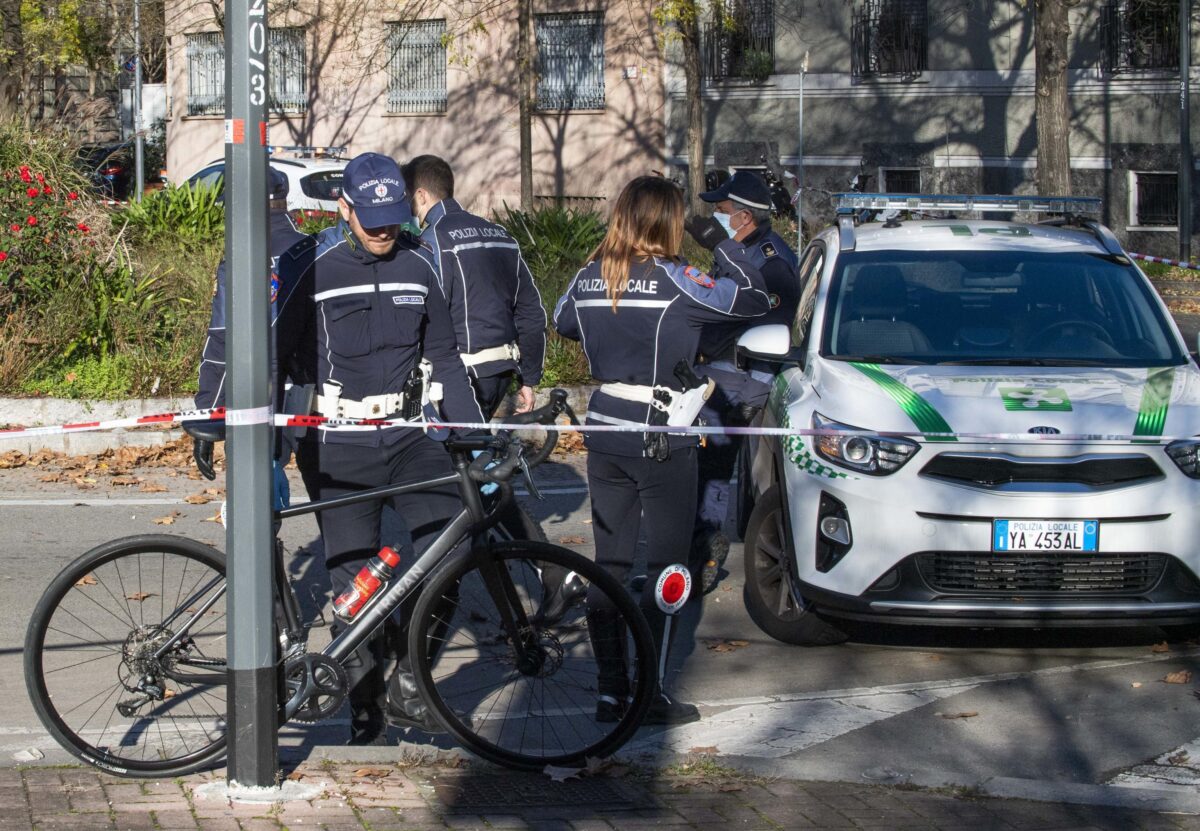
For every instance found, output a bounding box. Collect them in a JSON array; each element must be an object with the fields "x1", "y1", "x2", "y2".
[
  {"x1": 684, "y1": 170, "x2": 800, "y2": 591},
  {"x1": 273, "y1": 152, "x2": 485, "y2": 745},
  {"x1": 403, "y1": 154, "x2": 546, "y2": 417}
]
